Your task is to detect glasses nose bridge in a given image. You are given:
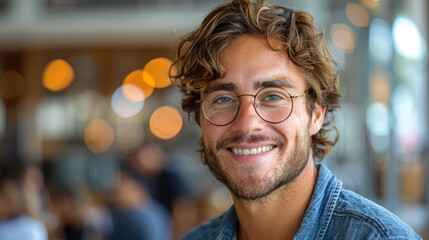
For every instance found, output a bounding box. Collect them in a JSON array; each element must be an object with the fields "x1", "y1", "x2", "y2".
[
  {"x1": 235, "y1": 93, "x2": 259, "y2": 119},
  {"x1": 236, "y1": 93, "x2": 257, "y2": 103}
]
